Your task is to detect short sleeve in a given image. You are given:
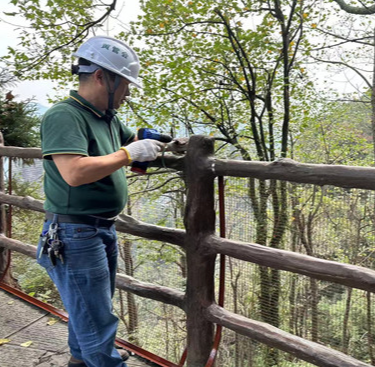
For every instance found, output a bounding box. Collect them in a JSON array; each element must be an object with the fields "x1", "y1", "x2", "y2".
[
  {"x1": 41, "y1": 104, "x2": 89, "y2": 159},
  {"x1": 117, "y1": 117, "x2": 135, "y2": 145}
]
